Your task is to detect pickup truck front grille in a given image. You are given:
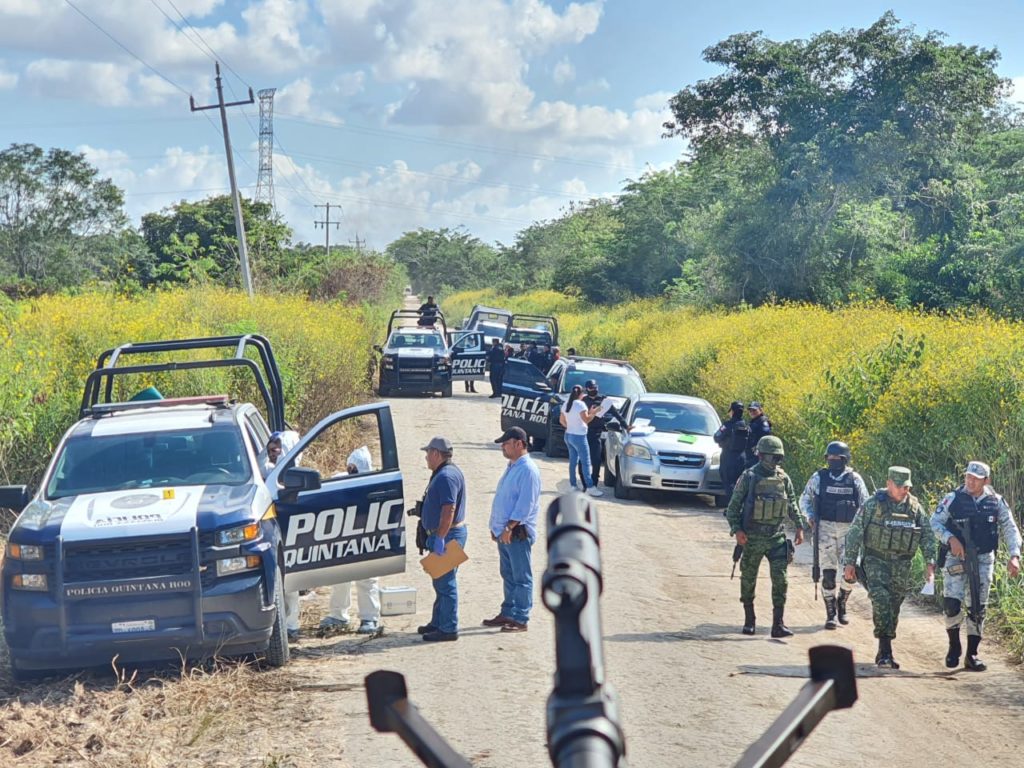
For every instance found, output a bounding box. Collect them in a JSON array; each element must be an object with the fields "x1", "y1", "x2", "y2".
[{"x1": 63, "y1": 537, "x2": 194, "y2": 582}]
